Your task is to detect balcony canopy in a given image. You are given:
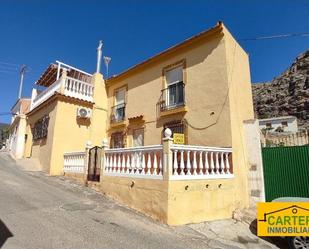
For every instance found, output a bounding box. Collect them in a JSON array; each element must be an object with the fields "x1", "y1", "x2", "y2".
[{"x1": 36, "y1": 61, "x2": 92, "y2": 87}]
